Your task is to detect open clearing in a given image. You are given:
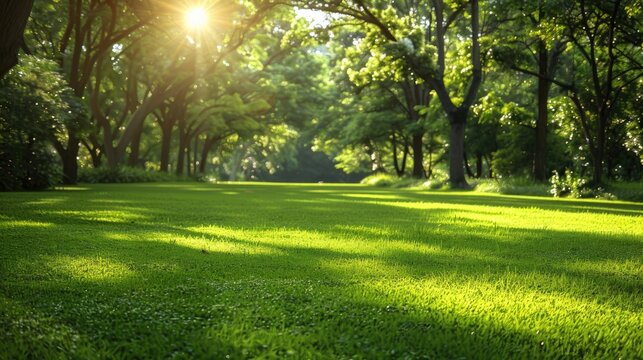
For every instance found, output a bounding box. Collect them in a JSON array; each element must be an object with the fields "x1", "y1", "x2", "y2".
[{"x1": 1, "y1": 183, "x2": 642, "y2": 358}]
